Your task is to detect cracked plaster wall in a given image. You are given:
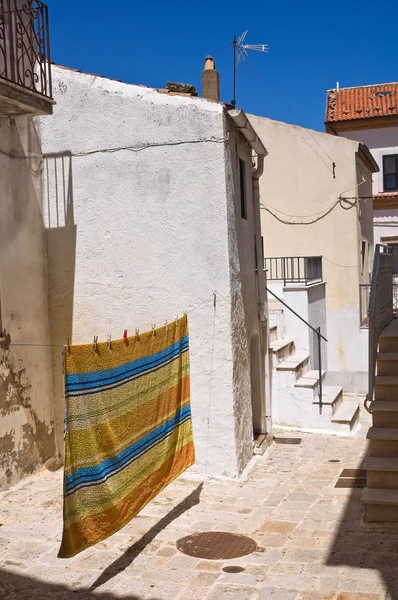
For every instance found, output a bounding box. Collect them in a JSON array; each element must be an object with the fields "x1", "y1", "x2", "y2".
[{"x1": 0, "y1": 116, "x2": 56, "y2": 490}]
